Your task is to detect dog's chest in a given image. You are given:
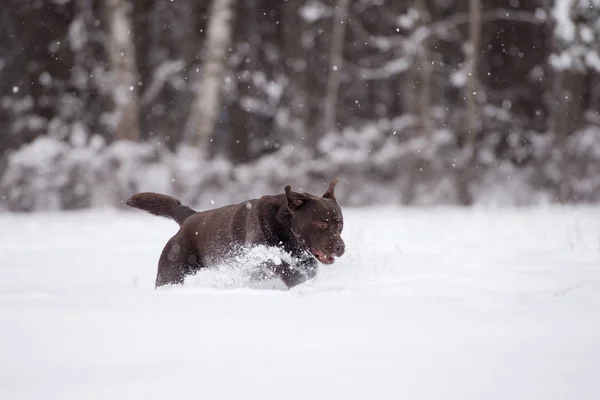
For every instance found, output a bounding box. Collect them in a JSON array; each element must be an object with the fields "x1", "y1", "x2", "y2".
[{"x1": 243, "y1": 221, "x2": 266, "y2": 245}]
